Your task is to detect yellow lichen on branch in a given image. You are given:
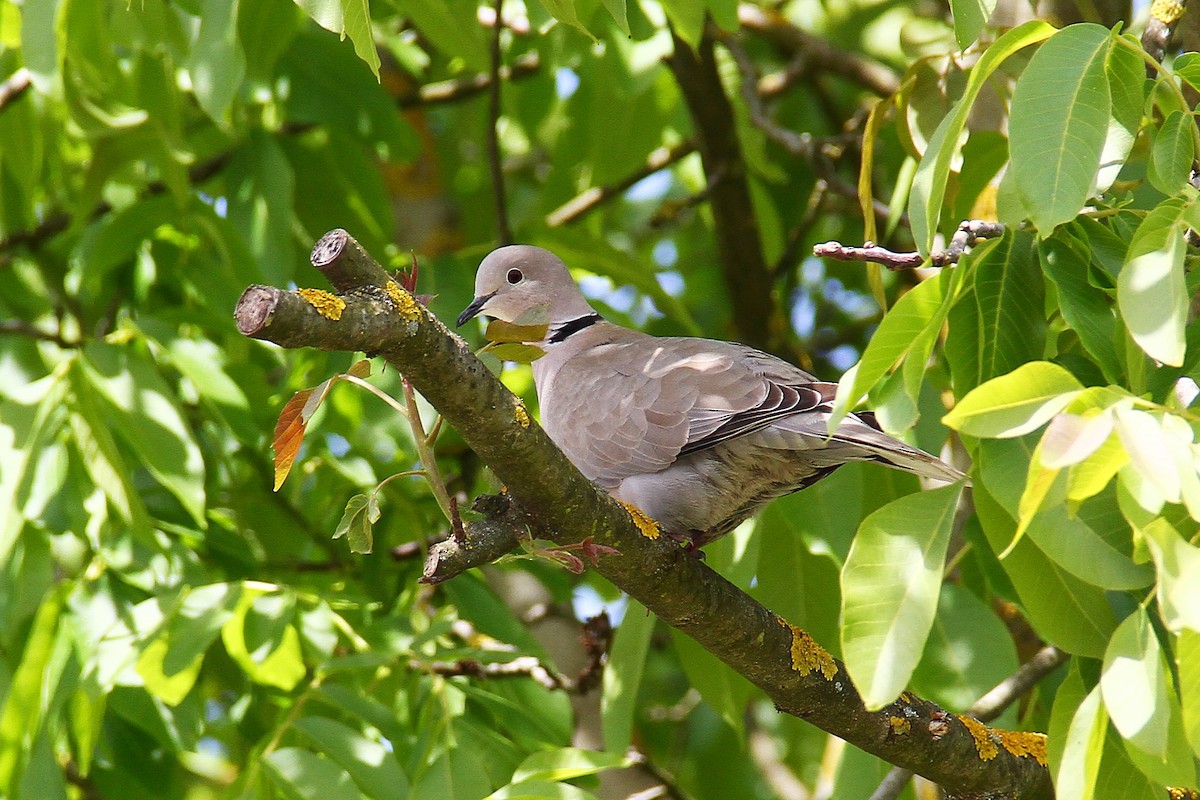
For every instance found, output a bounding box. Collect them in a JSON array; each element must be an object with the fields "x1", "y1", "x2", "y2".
[
  {"x1": 888, "y1": 716, "x2": 911, "y2": 736},
  {"x1": 514, "y1": 402, "x2": 531, "y2": 429},
  {"x1": 620, "y1": 501, "x2": 660, "y2": 540},
  {"x1": 997, "y1": 730, "x2": 1047, "y2": 766},
  {"x1": 1150, "y1": 0, "x2": 1185, "y2": 23},
  {"x1": 778, "y1": 619, "x2": 837, "y2": 679},
  {"x1": 384, "y1": 280, "x2": 422, "y2": 321},
  {"x1": 959, "y1": 715, "x2": 999, "y2": 761},
  {"x1": 297, "y1": 288, "x2": 346, "y2": 320}
]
